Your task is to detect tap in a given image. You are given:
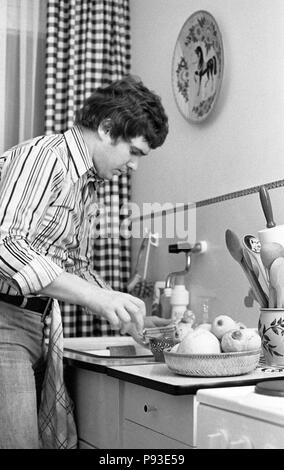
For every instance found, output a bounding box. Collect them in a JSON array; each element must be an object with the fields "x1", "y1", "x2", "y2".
[{"x1": 165, "y1": 241, "x2": 207, "y2": 288}]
